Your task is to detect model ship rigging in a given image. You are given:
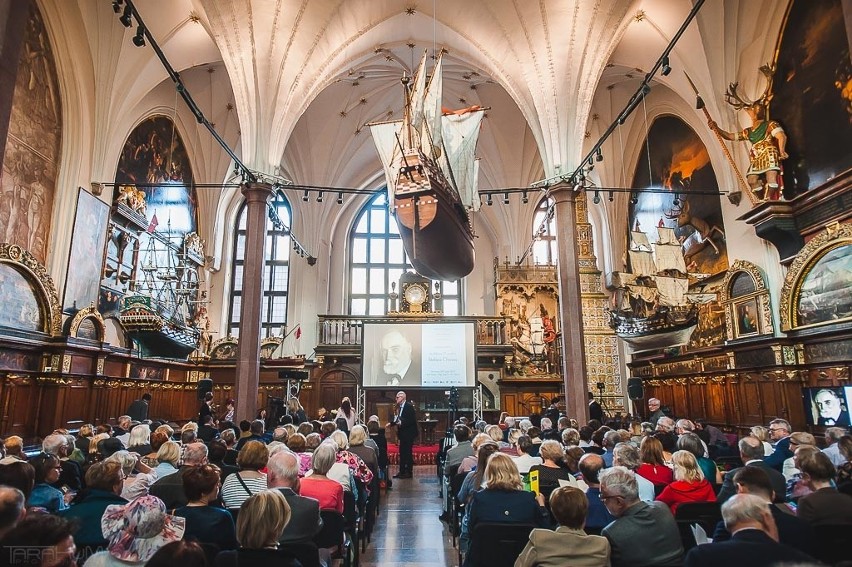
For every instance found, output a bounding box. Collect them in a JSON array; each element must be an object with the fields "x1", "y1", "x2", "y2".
[
  {"x1": 608, "y1": 220, "x2": 715, "y2": 353},
  {"x1": 119, "y1": 223, "x2": 204, "y2": 359},
  {"x1": 370, "y1": 51, "x2": 485, "y2": 280}
]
